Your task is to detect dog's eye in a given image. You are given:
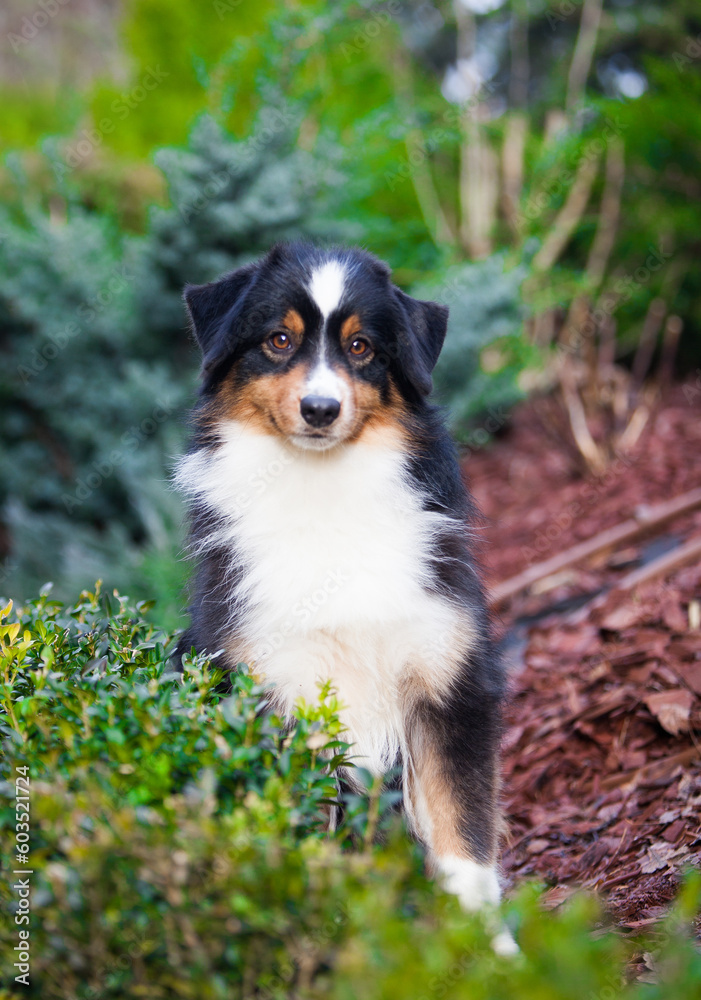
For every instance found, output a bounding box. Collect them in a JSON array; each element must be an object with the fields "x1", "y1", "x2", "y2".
[
  {"x1": 268, "y1": 332, "x2": 293, "y2": 352},
  {"x1": 349, "y1": 338, "x2": 370, "y2": 357}
]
